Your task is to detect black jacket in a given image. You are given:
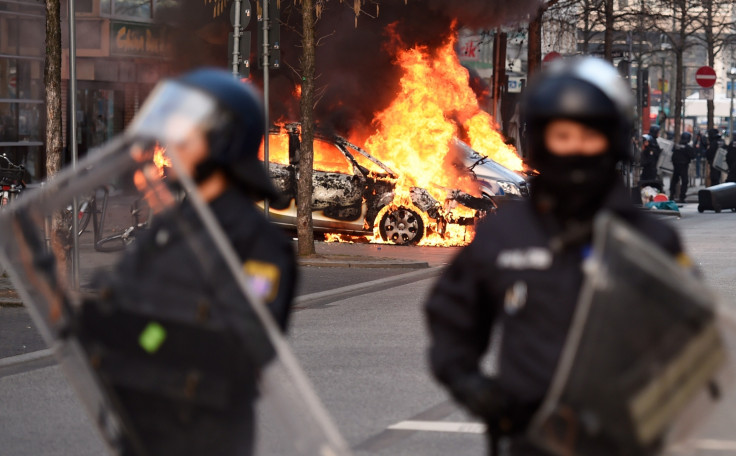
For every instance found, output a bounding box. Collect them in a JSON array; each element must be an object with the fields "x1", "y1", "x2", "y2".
[
  {"x1": 425, "y1": 184, "x2": 683, "y2": 422},
  {"x1": 640, "y1": 142, "x2": 660, "y2": 169},
  {"x1": 706, "y1": 138, "x2": 723, "y2": 164},
  {"x1": 672, "y1": 143, "x2": 695, "y2": 166},
  {"x1": 88, "y1": 187, "x2": 297, "y2": 455}
]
